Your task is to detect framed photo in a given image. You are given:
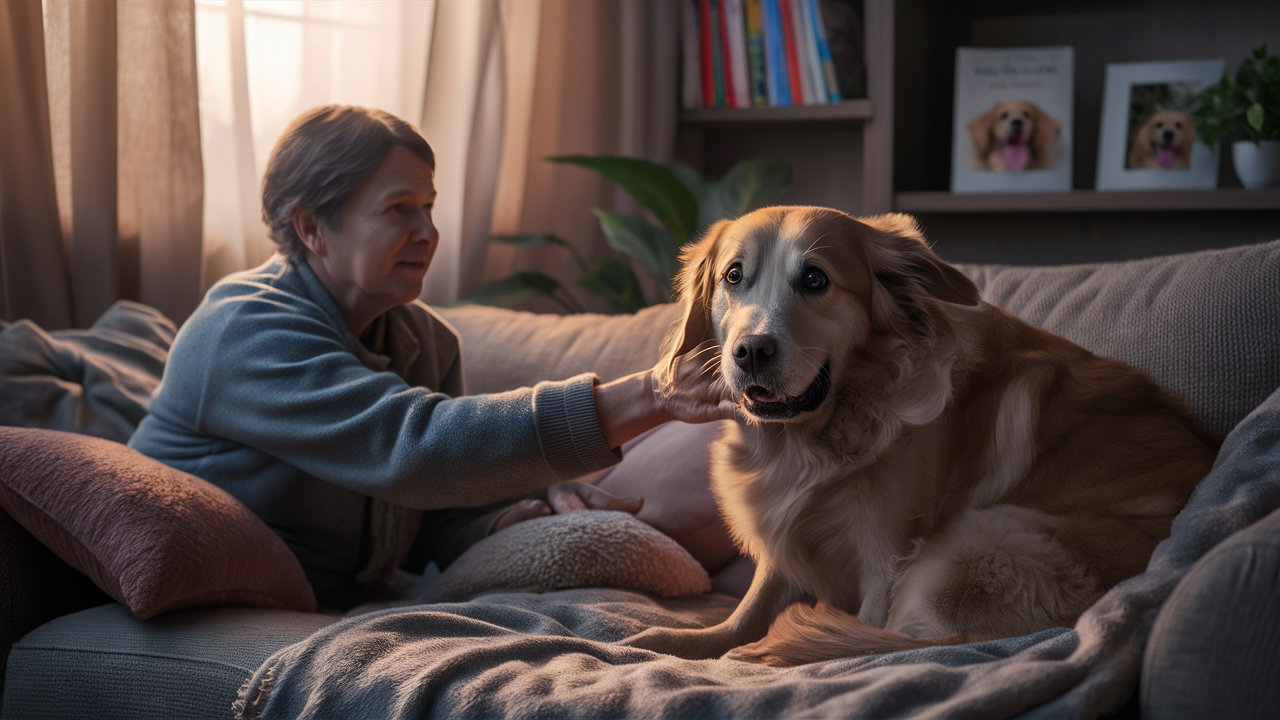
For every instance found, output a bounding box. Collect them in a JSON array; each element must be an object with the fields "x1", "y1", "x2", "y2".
[
  {"x1": 951, "y1": 46, "x2": 1074, "y2": 194},
  {"x1": 1095, "y1": 60, "x2": 1224, "y2": 191}
]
